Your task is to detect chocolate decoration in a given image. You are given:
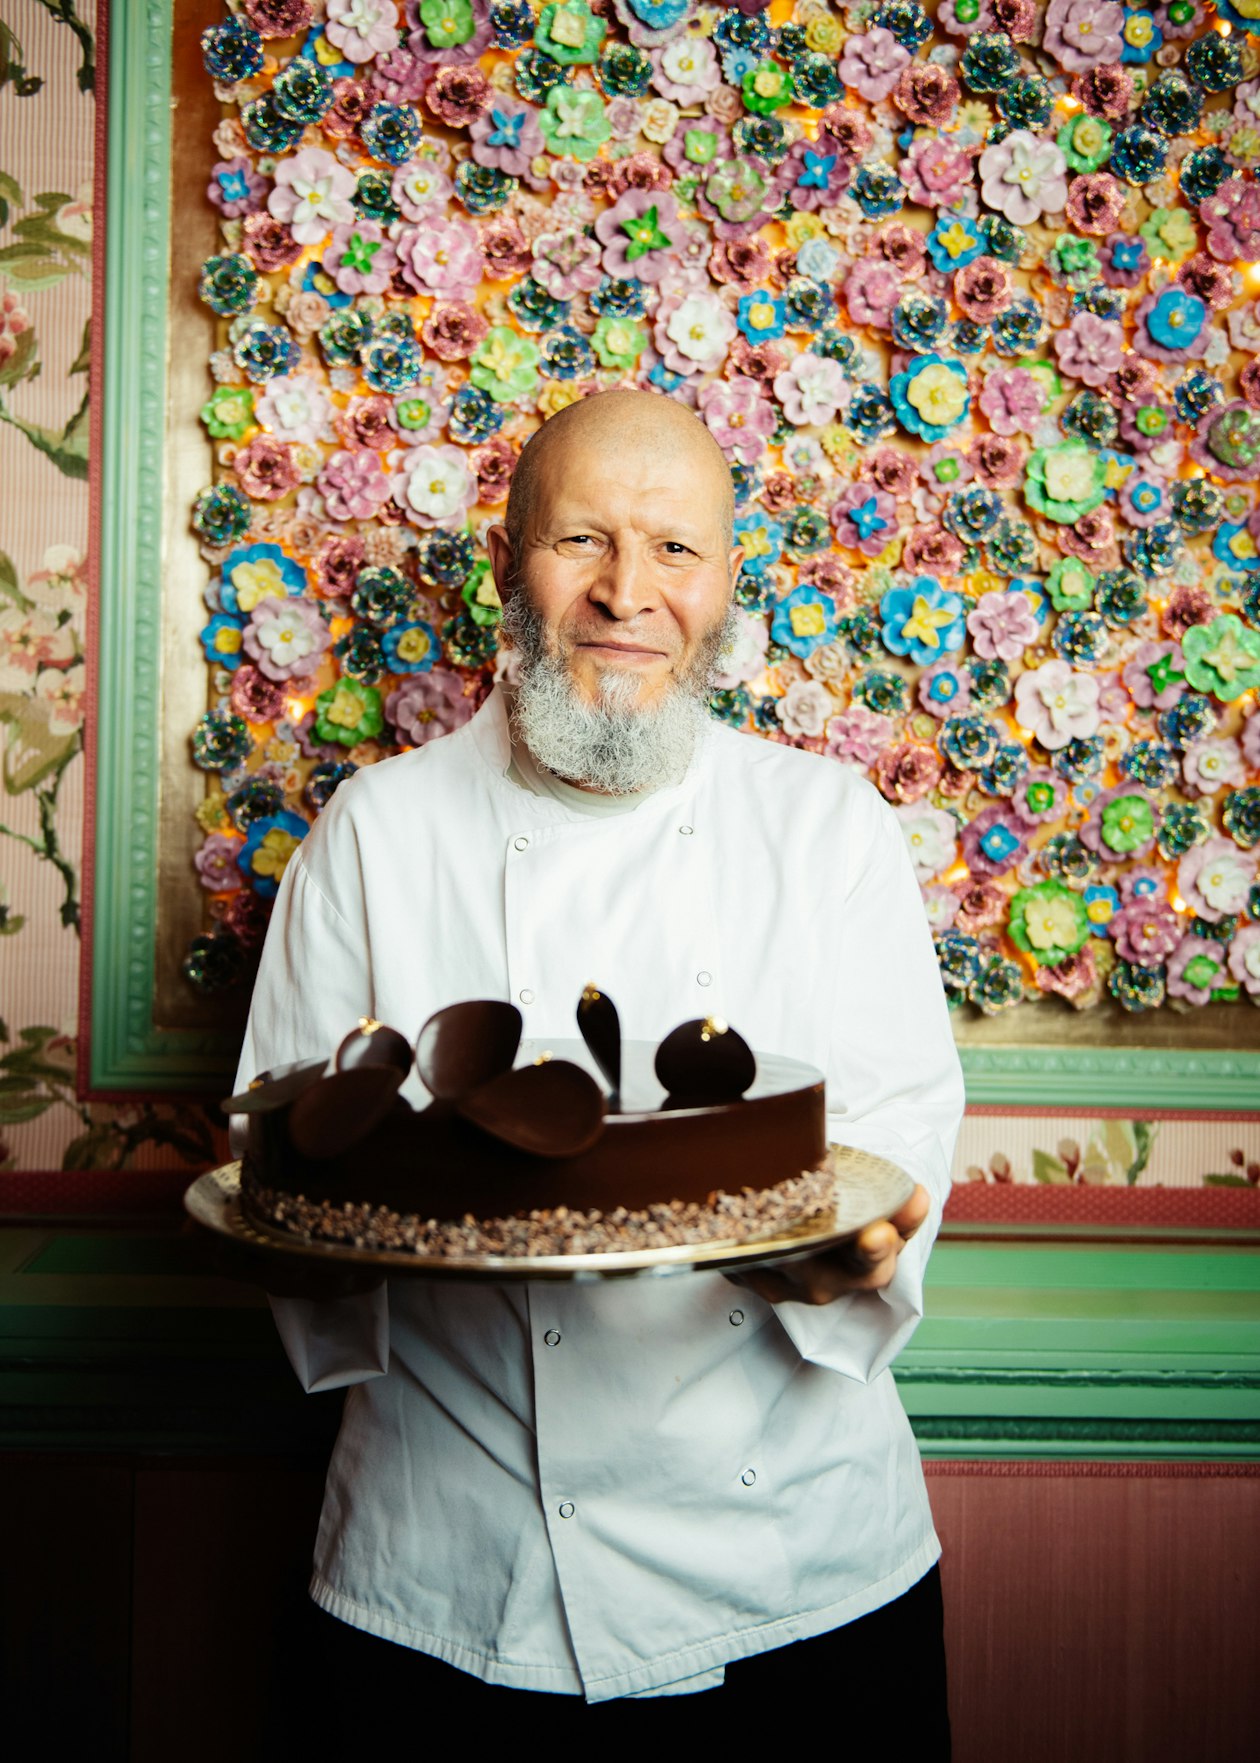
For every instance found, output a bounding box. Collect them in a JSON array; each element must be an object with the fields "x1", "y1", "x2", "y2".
[
  {"x1": 654, "y1": 1018, "x2": 756, "y2": 1103},
  {"x1": 577, "y1": 984, "x2": 621, "y2": 1096},
  {"x1": 415, "y1": 1000, "x2": 523, "y2": 1099},
  {"x1": 222, "y1": 1056, "x2": 328, "y2": 1116},
  {"x1": 287, "y1": 1064, "x2": 407, "y2": 1160},
  {"x1": 336, "y1": 1017, "x2": 413, "y2": 1076},
  {"x1": 456, "y1": 1059, "x2": 605, "y2": 1158}
]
